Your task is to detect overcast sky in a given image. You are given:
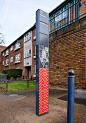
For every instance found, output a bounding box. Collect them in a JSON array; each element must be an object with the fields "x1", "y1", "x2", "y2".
[{"x1": 0, "y1": 0, "x2": 64, "y2": 46}]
